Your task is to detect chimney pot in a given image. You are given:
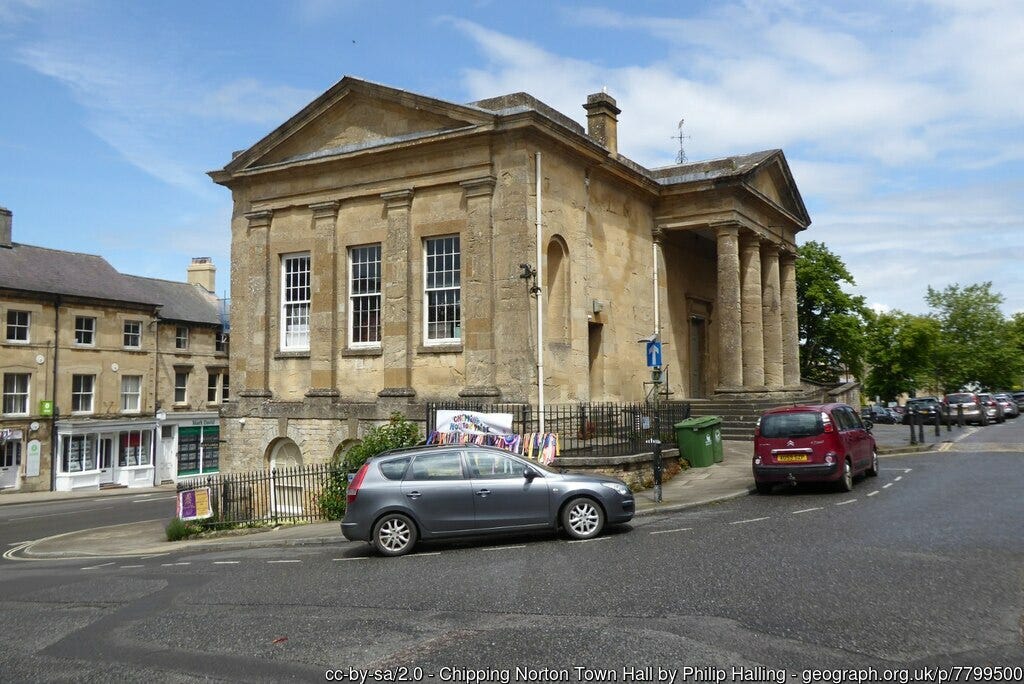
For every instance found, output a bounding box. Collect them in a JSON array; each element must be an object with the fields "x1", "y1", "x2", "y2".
[
  {"x1": 0, "y1": 207, "x2": 11, "y2": 249},
  {"x1": 583, "y1": 92, "x2": 621, "y2": 154},
  {"x1": 187, "y1": 257, "x2": 216, "y2": 292}
]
